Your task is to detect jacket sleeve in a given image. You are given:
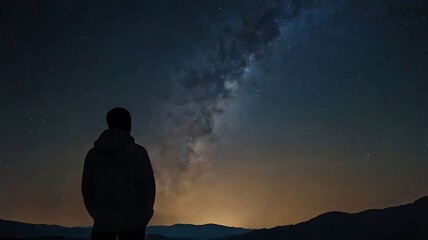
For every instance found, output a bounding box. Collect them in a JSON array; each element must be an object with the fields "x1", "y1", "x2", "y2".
[
  {"x1": 81, "y1": 150, "x2": 95, "y2": 218},
  {"x1": 135, "y1": 146, "x2": 156, "y2": 220}
]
